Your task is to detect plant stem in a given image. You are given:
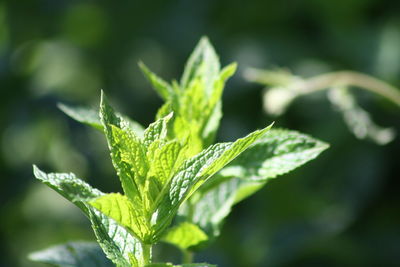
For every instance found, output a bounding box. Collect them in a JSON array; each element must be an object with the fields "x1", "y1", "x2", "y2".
[
  {"x1": 246, "y1": 68, "x2": 400, "y2": 108},
  {"x1": 141, "y1": 243, "x2": 152, "y2": 266},
  {"x1": 298, "y1": 71, "x2": 400, "y2": 107},
  {"x1": 182, "y1": 249, "x2": 194, "y2": 264}
]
